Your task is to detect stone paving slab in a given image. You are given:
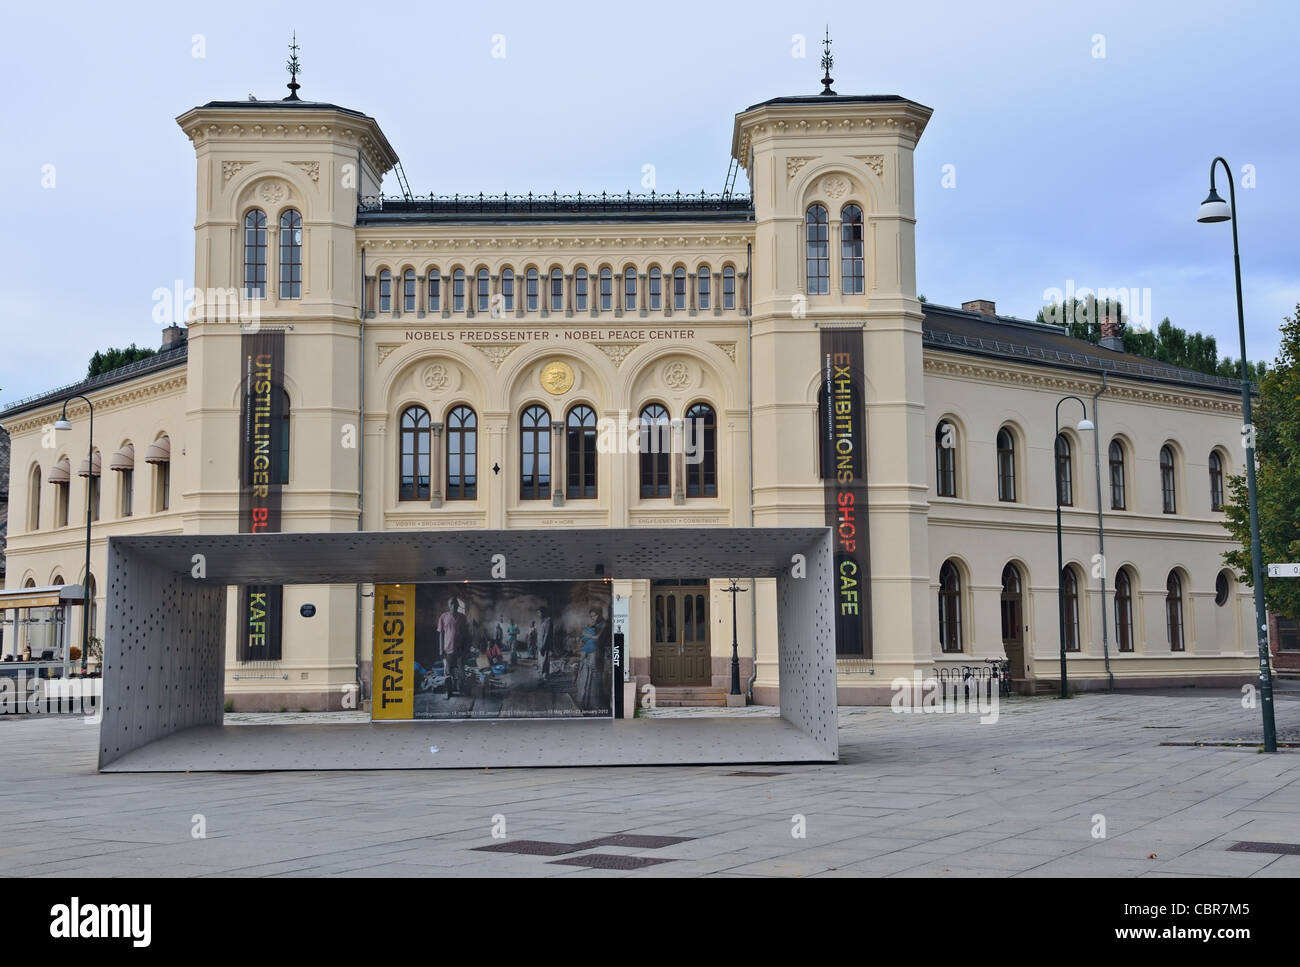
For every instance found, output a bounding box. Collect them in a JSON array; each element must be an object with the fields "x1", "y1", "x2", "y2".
[{"x1": 1, "y1": 688, "x2": 1297, "y2": 876}]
